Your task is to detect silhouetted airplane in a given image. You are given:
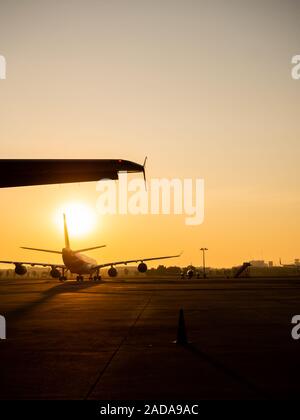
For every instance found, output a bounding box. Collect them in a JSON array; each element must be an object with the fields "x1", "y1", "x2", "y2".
[
  {"x1": 0, "y1": 214, "x2": 180, "y2": 282},
  {"x1": 0, "y1": 158, "x2": 146, "y2": 188}
]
